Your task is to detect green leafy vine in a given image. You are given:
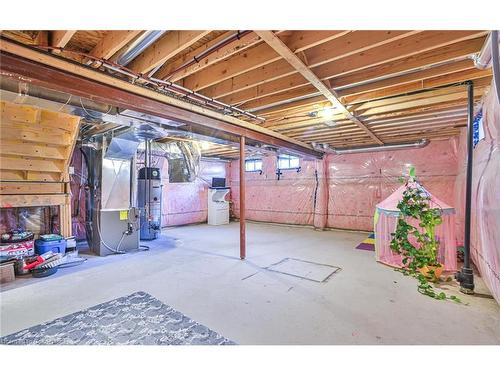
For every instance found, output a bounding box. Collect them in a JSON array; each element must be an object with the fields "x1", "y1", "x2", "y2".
[{"x1": 390, "y1": 177, "x2": 461, "y2": 303}]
